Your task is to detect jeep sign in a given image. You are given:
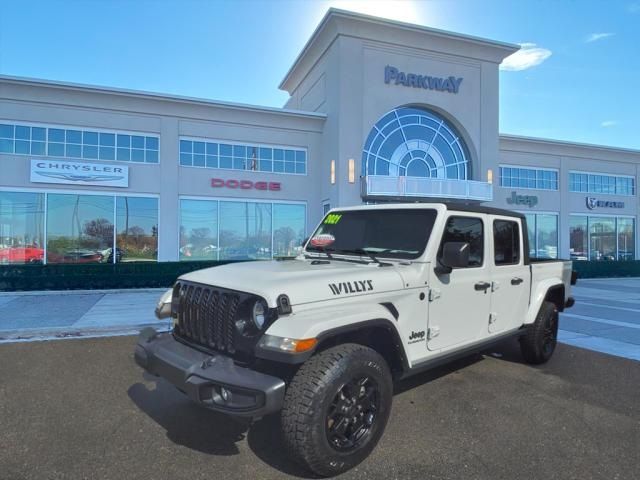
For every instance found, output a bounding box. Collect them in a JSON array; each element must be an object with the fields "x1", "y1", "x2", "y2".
[
  {"x1": 211, "y1": 178, "x2": 281, "y2": 191},
  {"x1": 506, "y1": 191, "x2": 538, "y2": 208}
]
